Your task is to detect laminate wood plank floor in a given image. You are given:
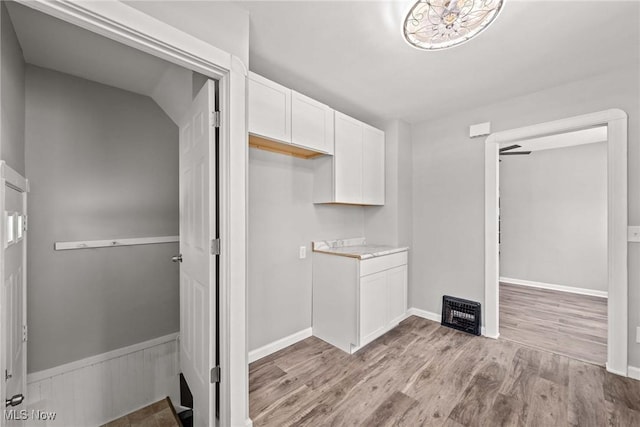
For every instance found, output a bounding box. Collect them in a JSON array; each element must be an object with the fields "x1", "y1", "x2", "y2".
[
  {"x1": 249, "y1": 316, "x2": 639, "y2": 426},
  {"x1": 499, "y1": 283, "x2": 607, "y2": 366}
]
